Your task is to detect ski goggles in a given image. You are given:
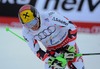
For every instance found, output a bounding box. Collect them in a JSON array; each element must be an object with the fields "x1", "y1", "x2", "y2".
[{"x1": 24, "y1": 18, "x2": 39, "y2": 29}]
